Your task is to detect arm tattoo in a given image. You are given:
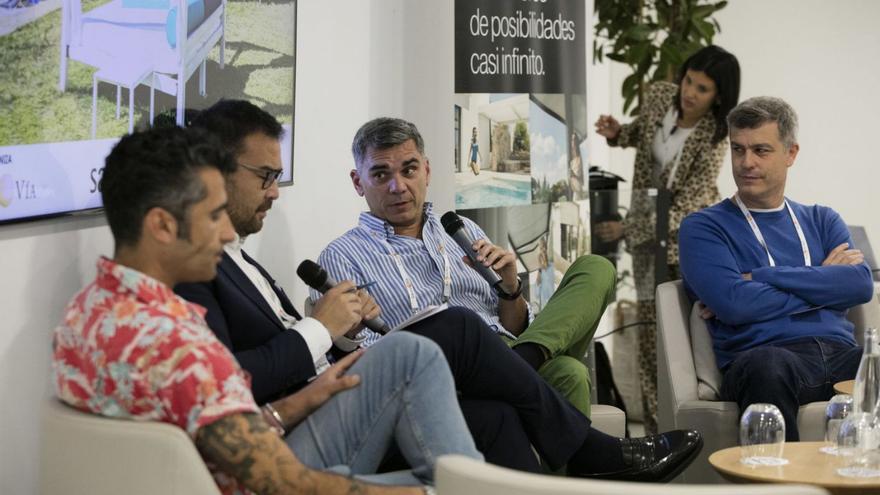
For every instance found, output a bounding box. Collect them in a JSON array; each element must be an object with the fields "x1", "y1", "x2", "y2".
[
  {"x1": 197, "y1": 413, "x2": 419, "y2": 495},
  {"x1": 196, "y1": 413, "x2": 299, "y2": 494}
]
